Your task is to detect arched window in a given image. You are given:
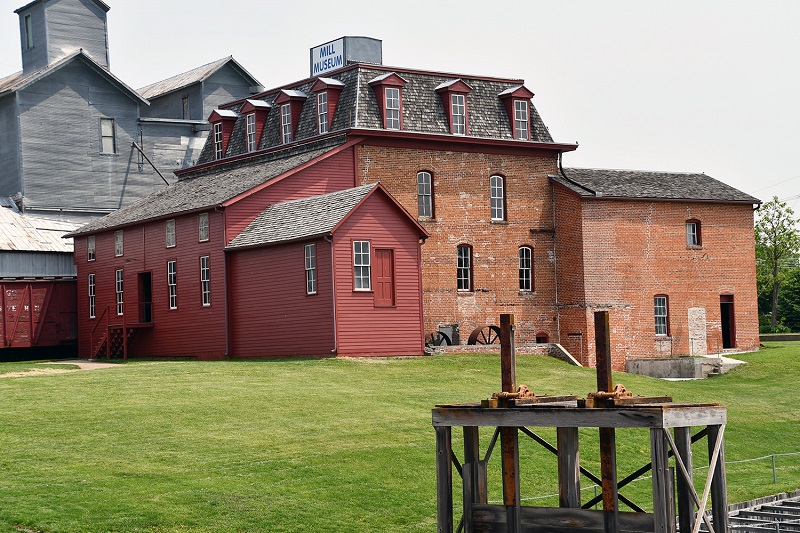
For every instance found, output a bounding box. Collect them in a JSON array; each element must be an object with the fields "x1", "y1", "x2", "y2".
[
  {"x1": 686, "y1": 219, "x2": 702, "y2": 247},
  {"x1": 519, "y1": 246, "x2": 533, "y2": 292},
  {"x1": 490, "y1": 175, "x2": 505, "y2": 221},
  {"x1": 457, "y1": 244, "x2": 472, "y2": 291},
  {"x1": 417, "y1": 171, "x2": 434, "y2": 218}
]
